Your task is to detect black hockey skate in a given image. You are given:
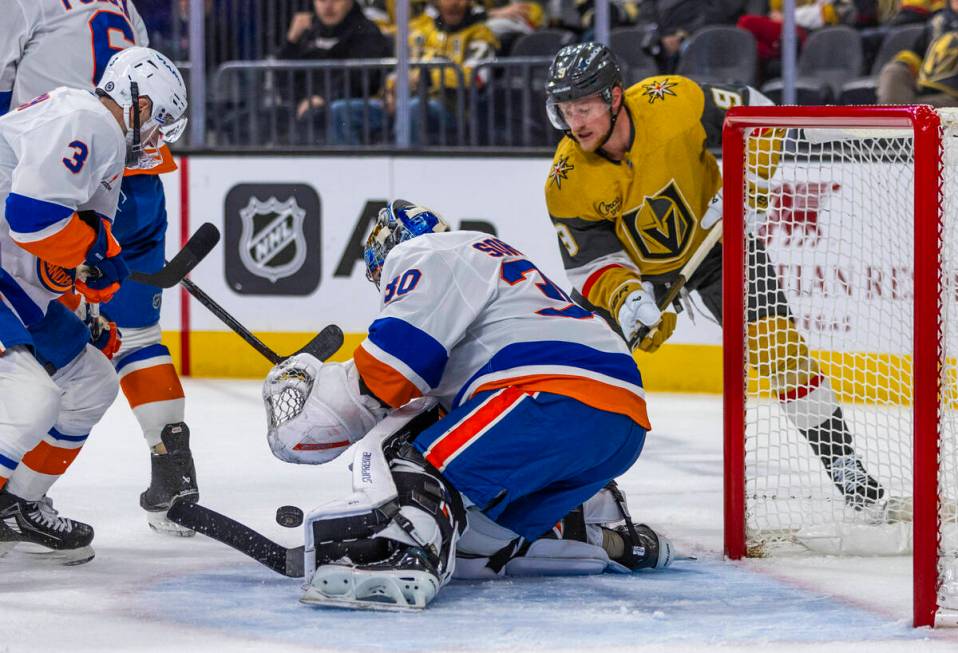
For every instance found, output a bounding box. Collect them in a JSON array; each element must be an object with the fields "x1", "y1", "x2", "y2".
[
  {"x1": 0, "y1": 490, "x2": 95, "y2": 565},
  {"x1": 825, "y1": 454, "x2": 885, "y2": 510},
  {"x1": 140, "y1": 422, "x2": 199, "y2": 537}
]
